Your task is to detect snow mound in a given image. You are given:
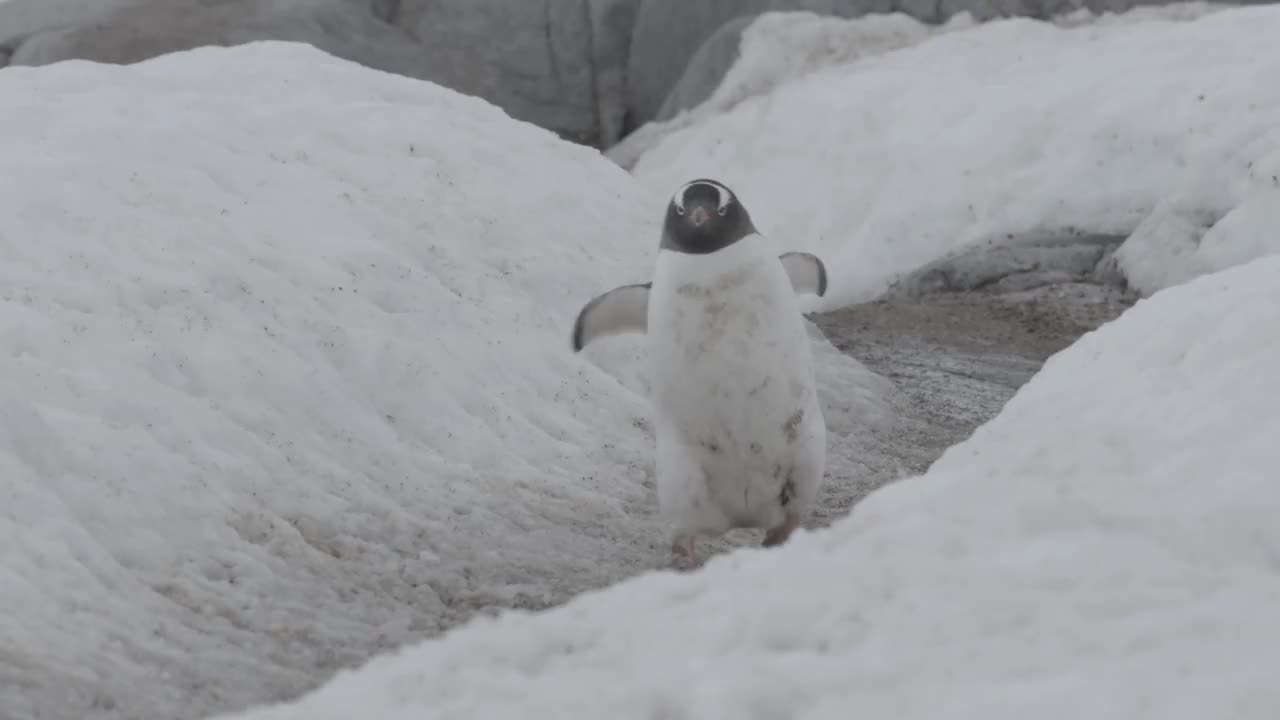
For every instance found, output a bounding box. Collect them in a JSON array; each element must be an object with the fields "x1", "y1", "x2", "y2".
[
  {"x1": 630, "y1": 4, "x2": 1280, "y2": 308},
  {"x1": 0, "y1": 39, "x2": 892, "y2": 720},
  {"x1": 0, "y1": 38, "x2": 654, "y2": 718},
  {"x1": 608, "y1": 2, "x2": 1228, "y2": 171},
  {"x1": 608, "y1": 11, "x2": 975, "y2": 170},
  {"x1": 219, "y1": 244, "x2": 1280, "y2": 720}
]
